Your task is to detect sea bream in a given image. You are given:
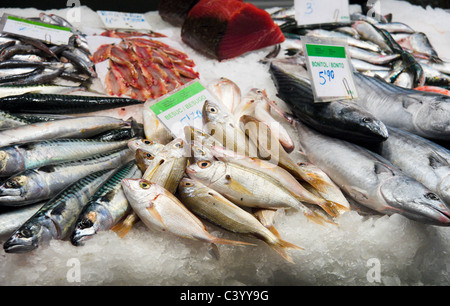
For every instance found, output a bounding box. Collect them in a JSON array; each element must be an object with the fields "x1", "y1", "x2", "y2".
[
  {"x1": 295, "y1": 120, "x2": 450, "y2": 226},
  {"x1": 121, "y1": 179, "x2": 254, "y2": 248},
  {"x1": 178, "y1": 177, "x2": 302, "y2": 263}
]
